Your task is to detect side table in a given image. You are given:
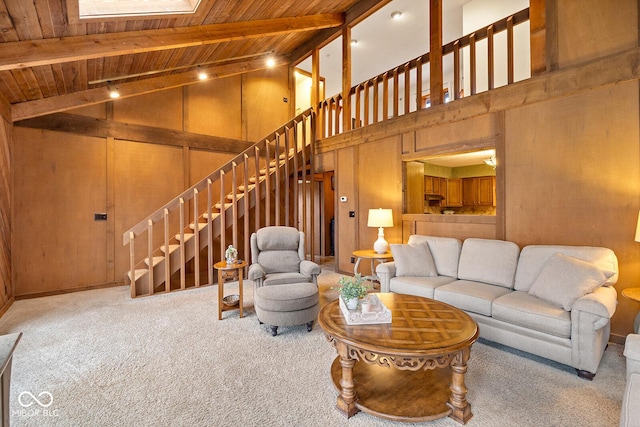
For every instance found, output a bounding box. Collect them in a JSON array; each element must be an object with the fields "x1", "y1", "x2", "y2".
[
  {"x1": 352, "y1": 249, "x2": 393, "y2": 285},
  {"x1": 214, "y1": 260, "x2": 248, "y2": 320},
  {"x1": 622, "y1": 288, "x2": 640, "y2": 334}
]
